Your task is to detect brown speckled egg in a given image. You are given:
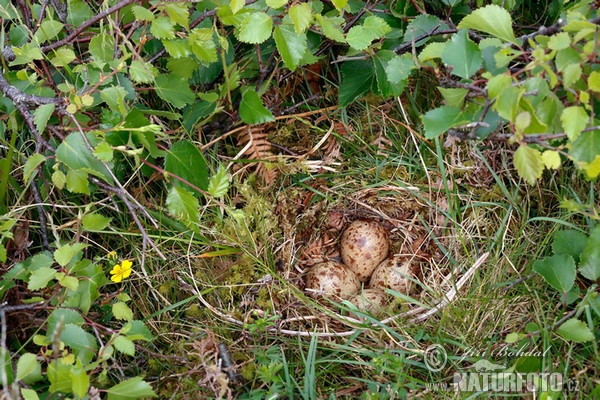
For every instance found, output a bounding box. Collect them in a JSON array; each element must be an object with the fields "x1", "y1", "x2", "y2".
[
  {"x1": 369, "y1": 256, "x2": 416, "y2": 294},
  {"x1": 347, "y1": 289, "x2": 388, "y2": 316},
  {"x1": 304, "y1": 261, "x2": 361, "y2": 299},
  {"x1": 340, "y1": 220, "x2": 389, "y2": 282}
]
